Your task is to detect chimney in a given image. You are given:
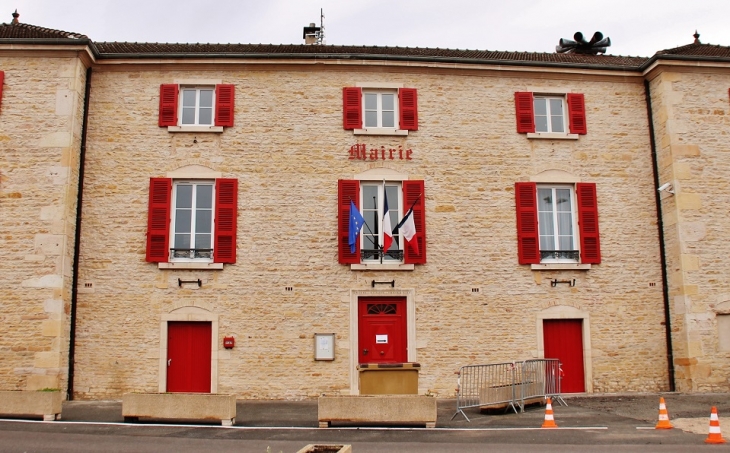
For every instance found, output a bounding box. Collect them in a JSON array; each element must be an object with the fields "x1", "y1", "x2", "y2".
[
  {"x1": 11, "y1": 9, "x2": 19, "y2": 25},
  {"x1": 303, "y1": 22, "x2": 320, "y2": 45}
]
